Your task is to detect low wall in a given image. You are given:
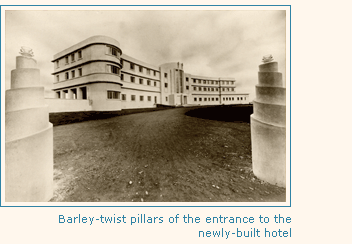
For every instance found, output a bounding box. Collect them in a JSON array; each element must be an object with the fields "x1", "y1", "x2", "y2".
[{"x1": 45, "y1": 98, "x2": 92, "y2": 113}]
